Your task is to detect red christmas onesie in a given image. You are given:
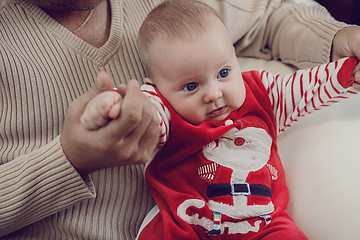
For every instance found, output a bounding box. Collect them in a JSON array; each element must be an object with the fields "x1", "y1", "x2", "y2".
[{"x1": 137, "y1": 58, "x2": 359, "y2": 240}]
